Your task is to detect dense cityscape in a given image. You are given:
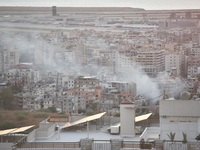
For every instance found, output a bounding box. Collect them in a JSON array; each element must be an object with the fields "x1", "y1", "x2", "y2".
[{"x1": 0, "y1": 6, "x2": 200, "y2": 150}]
